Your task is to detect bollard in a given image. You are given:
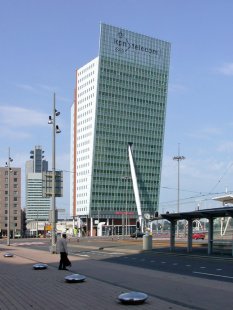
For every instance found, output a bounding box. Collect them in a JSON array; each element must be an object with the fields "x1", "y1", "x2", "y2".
[
  {"x1": 118, "y1": 291, "x2": 148, "y2": 304},
  {"x1": 142, "y1": 234, "x2": 152, "y2": 250}
]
